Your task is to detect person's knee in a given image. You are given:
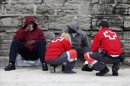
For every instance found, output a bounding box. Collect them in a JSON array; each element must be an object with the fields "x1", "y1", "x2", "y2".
[
  {"x1": 66, "y1": 49, "x2": 77, "y2": 62},
  {"x1": 12, "y1": 40, "x2": 22, "y2": 46},
  {"x1": 84, "y1": 52, "x2": 96, "y2": 65}
]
